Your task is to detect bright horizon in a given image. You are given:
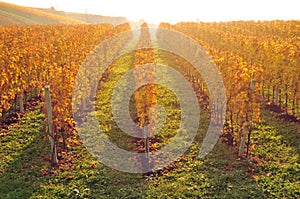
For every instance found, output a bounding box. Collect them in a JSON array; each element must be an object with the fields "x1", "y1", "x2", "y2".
[{"x1": 2, "y1": 0, "x2": 300, "y2": 24}]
